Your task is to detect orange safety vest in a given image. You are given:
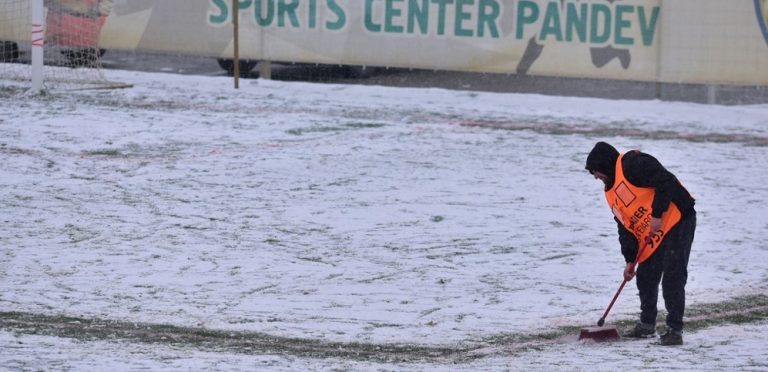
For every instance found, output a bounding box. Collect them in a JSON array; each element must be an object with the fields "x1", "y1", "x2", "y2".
[{"x1": 604, "y1": 152, "x2": 682, "y2": 263}]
